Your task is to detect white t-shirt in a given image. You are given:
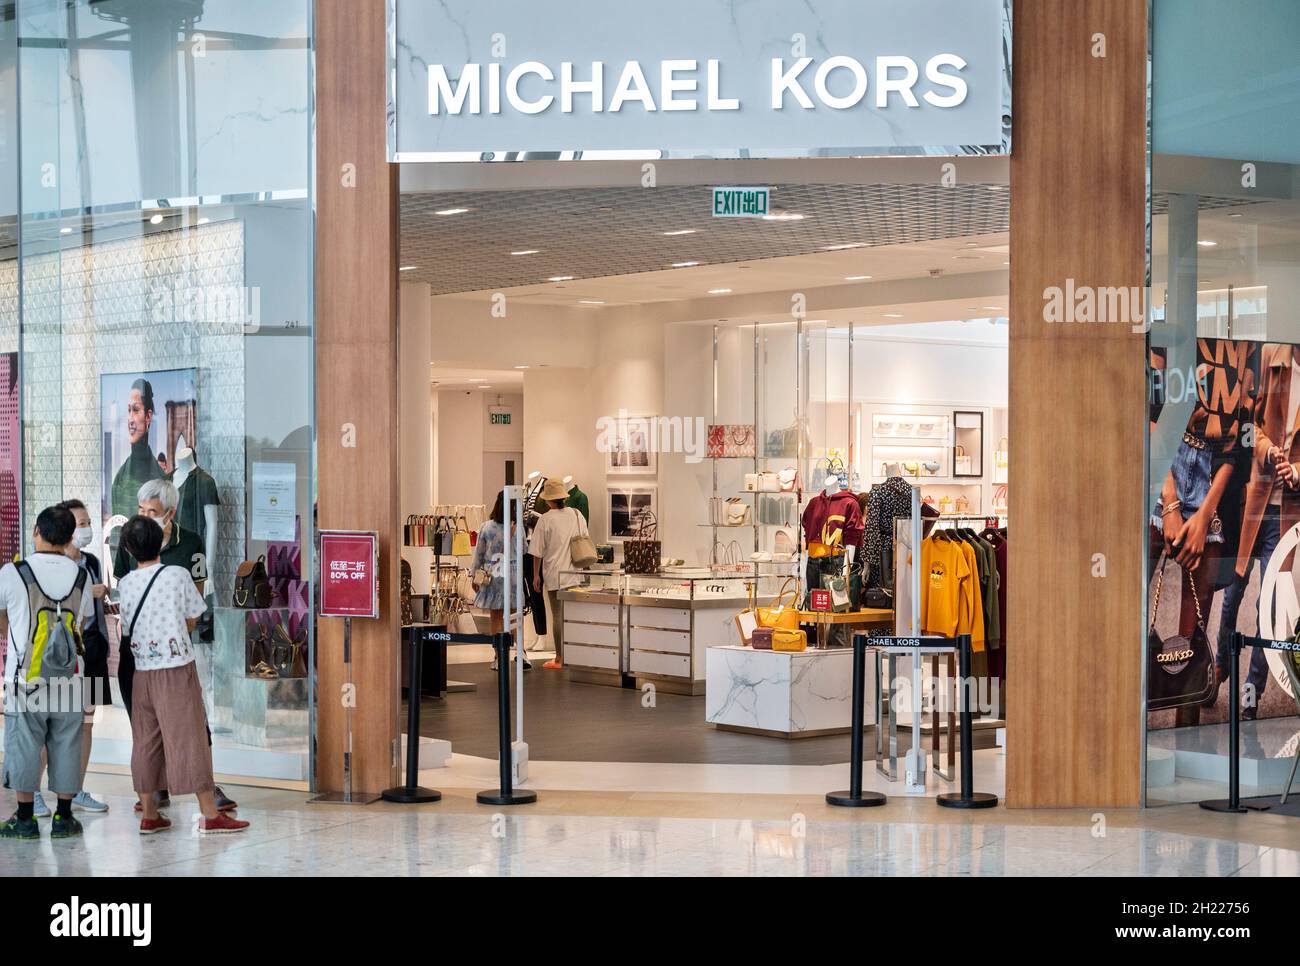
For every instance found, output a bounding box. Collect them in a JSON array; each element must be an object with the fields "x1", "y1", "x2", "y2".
[
  {"x1": 0, "y1": 553, "x2": 94, "y2": 683},
  {"x1": 117, "y1": 564, "x2": 208, "y2": 672},
  {"x1": 529, "y1": 507, "x2": 589, "y2": 591}
]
